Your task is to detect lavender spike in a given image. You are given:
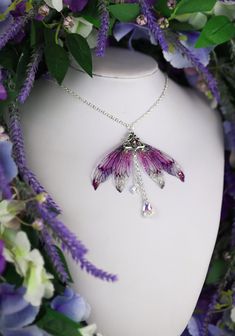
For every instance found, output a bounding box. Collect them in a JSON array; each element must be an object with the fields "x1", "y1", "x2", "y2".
[
  {"x1": 96, "y1": 0, "x2": 110, "y2": 56},
  {"x1": 173, "y1": 37, "x2": 220, "y2": 102},
  {"x1": 139, "y1": 0, "x2": 169, "y2": 51},
  {"x1": 18, "y1": 46, "x2": 43, "y2": 104},
  {"x1": 201, "y1": 254, "x2": 235, "y2": 336},
  {"x1": 0, "y1": 163, "x2": 12, "y2": 200},
  {"x1": 37, "y1": 204, "x2": 88, "y2": 258},
  {"x1": 41, "y1": 227, "x2": 70, "y2": 283},
  {"x1": 0, "y1": 16, "x2": 28, "y2": 51},
  {"x1": 37, "y1": 204, "x2": 118, "y2": 282},
  {"x1": 8, "y1": 105, "x2": 62, "y2": 213},
  {"x1": 80, "y1": 257, "x2": 118, "y2": 282}
]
